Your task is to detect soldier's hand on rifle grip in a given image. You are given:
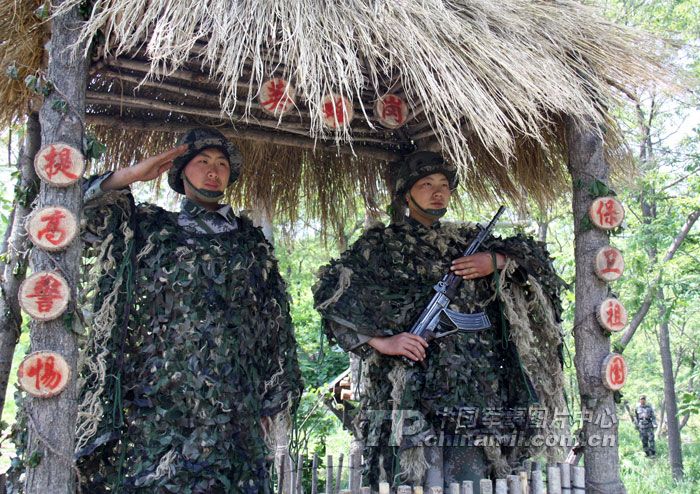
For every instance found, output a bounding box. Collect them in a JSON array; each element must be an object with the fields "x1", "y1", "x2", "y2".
[
  {"x1": 450, "y1": 252, "x2": 506, "y2": 280},
  {"x1": 368, "y1": 333, "x2": 428, "y2": 362}
]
